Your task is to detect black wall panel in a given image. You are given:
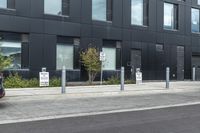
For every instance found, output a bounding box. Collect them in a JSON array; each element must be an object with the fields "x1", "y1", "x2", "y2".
[{"x1": 0, "y1": 0, "x2": 198, "y2": 80}]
